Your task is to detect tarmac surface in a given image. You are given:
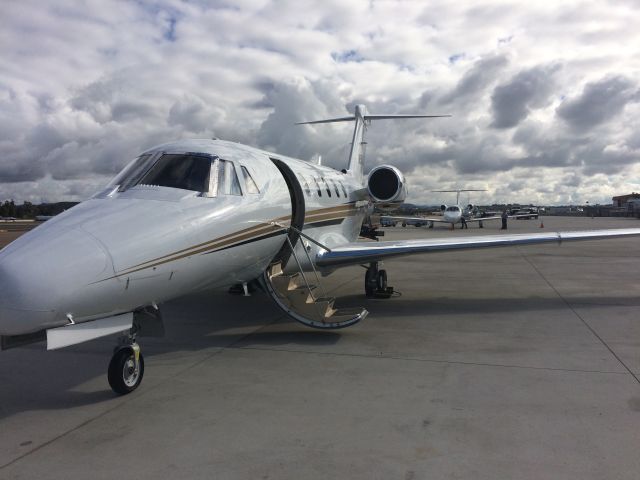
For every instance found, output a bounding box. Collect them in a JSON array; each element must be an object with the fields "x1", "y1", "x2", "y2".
[{"x1": 1, "y1": 216, "x2": 640, "y2": 479}]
